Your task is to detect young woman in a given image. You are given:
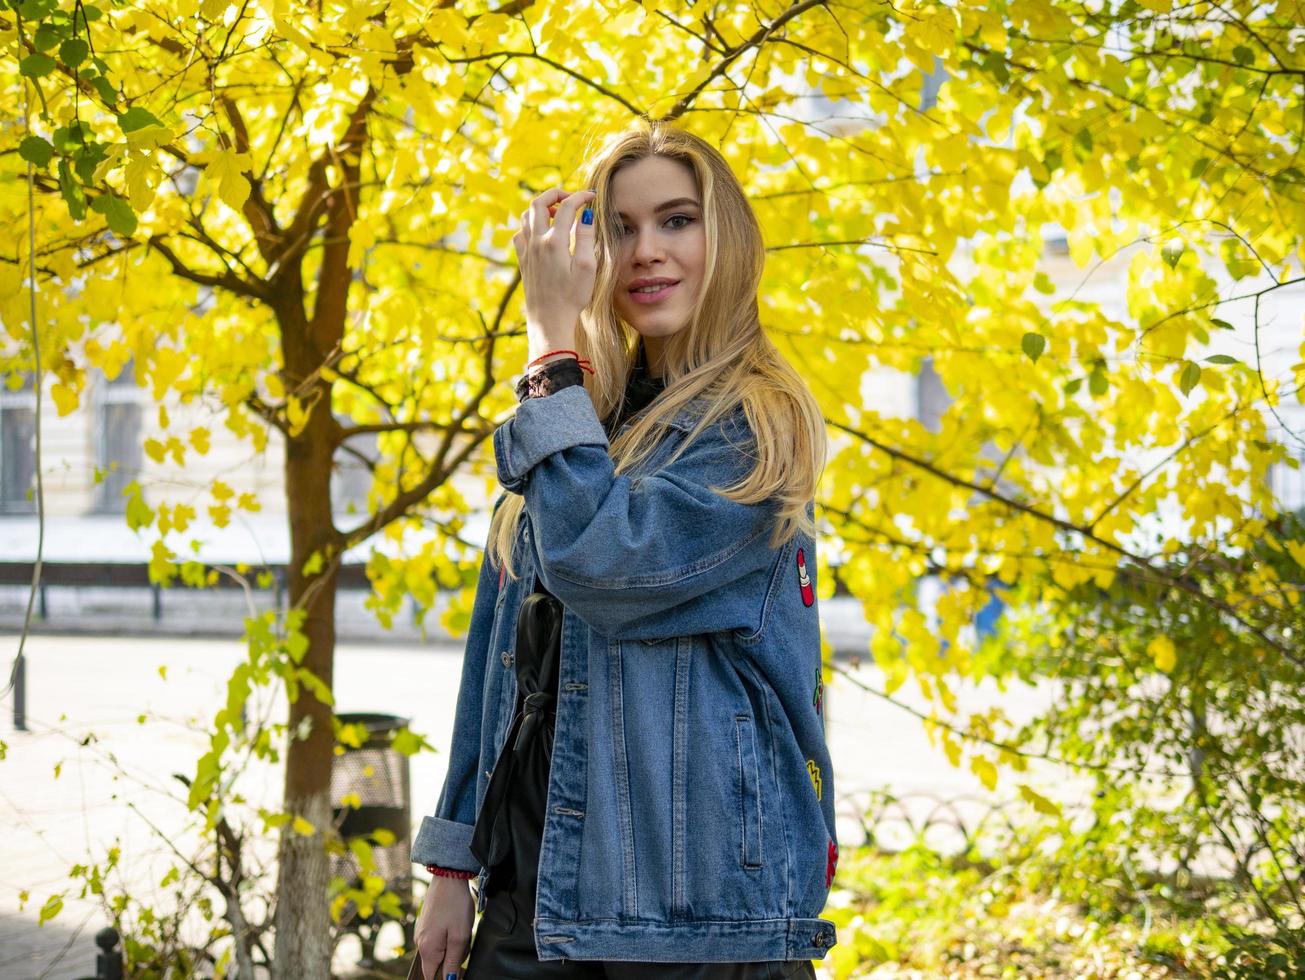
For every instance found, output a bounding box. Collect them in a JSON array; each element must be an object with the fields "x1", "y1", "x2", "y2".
[{"x1": 412, "y1": 120, "x2": 837, "y2": 979}]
